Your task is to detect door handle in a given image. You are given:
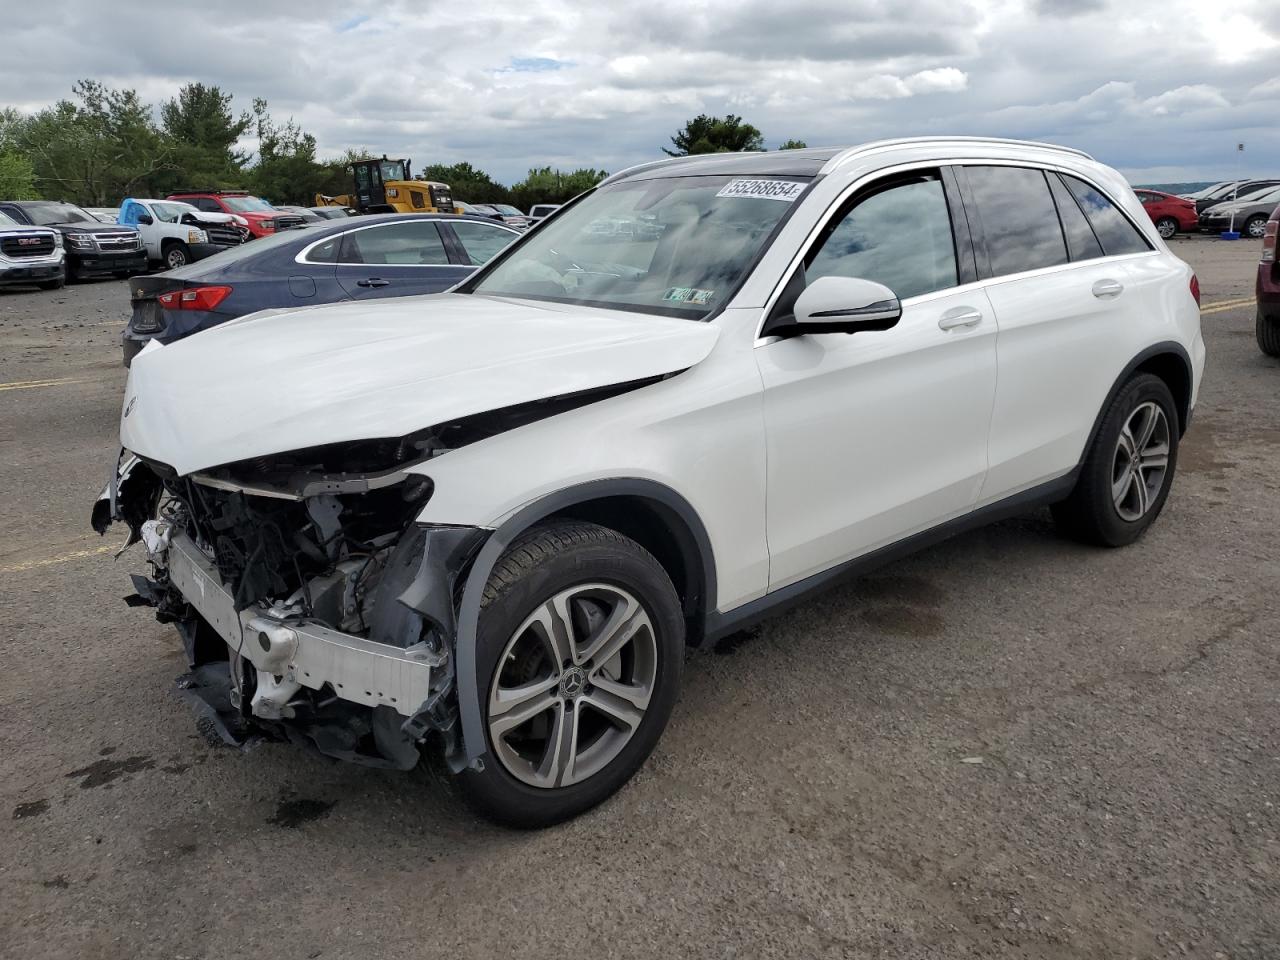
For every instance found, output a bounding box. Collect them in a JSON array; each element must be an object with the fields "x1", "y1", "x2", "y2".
[
  {"x1": 357, "y1": 278, "x2": 390, "y2": 288},
  {"x1": 1092, "y1": 279, "x2": 1124, "y2": 299},
  {"x1": 938, "y1": 307, "x2": 984, "y2": 331}
]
